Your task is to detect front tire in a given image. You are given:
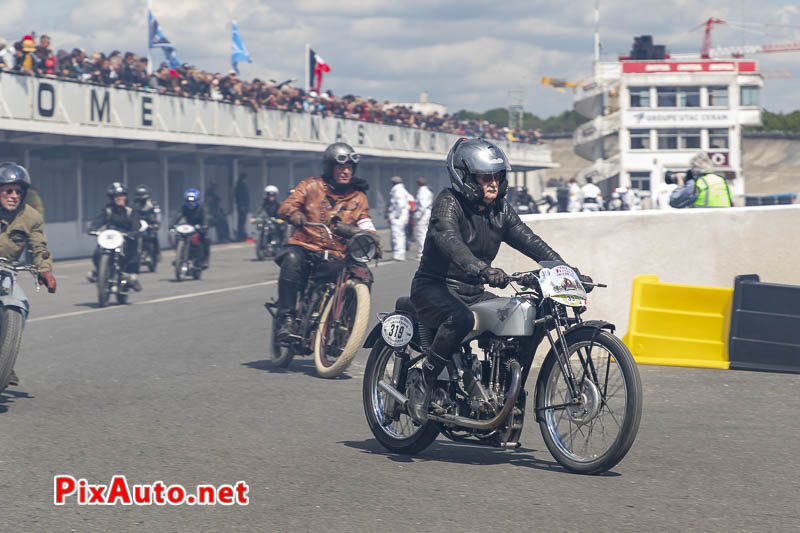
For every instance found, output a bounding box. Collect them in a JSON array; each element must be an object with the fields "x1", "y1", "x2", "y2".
[
  {"x1": 363, "y1": 340, "x2": 440, "y2": 454},
  {"x1": 313, "y1": 281, "x2": 370, "y2": 378},
  {"x1": 174, "y1": 240, "x2": 185, "y2": 281},
  {"x1": 0, "y1": 307, "x2": 24, "y2": 392},
  {"x1": 97, "y1": 255, "x2": 111, "y2": 308},
  {"x1": 535, "y1": 329, "x2": 642, "y2": 475},
  {"x1": 255, "y1": 231, "x2": 265, "y2": 261}
]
